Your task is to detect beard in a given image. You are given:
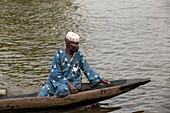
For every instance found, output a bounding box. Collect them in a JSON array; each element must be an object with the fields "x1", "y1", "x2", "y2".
[{"x1": 70, "y1": 46, "x2": 79, "y2": 53}]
